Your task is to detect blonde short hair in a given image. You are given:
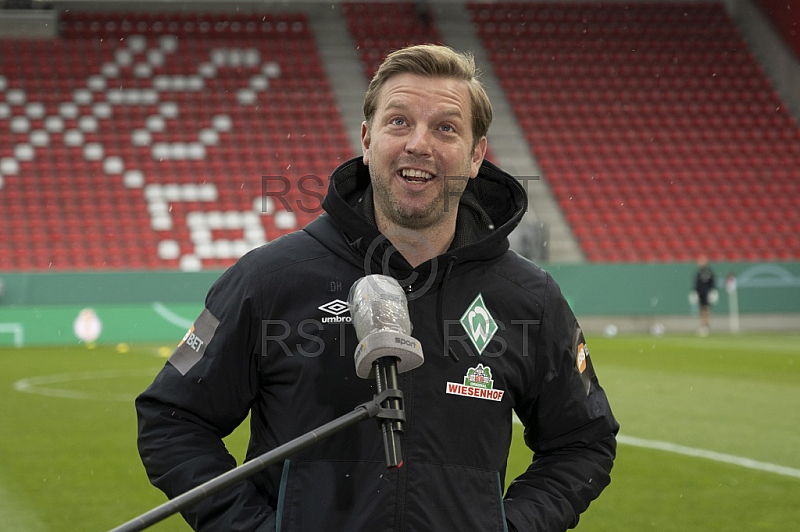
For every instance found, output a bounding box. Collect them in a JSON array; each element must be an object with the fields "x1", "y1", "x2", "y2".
[{"x1": 363, "y1": 44, "x2": 493, "y2": 147}]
